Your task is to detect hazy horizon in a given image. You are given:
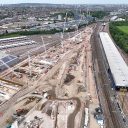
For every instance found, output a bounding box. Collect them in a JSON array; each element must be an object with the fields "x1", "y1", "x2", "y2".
[{"x1": 0, "y1": 0, "x2": 128, "y2": 5}]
